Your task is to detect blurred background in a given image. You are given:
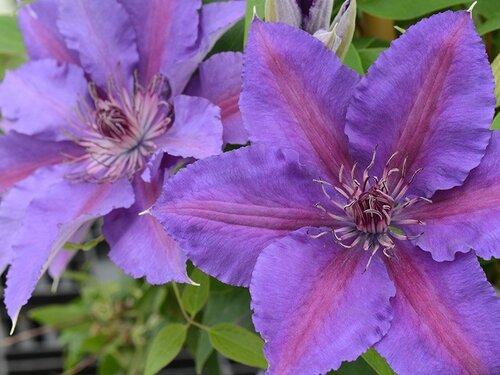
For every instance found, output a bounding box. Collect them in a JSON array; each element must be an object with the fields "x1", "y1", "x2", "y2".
[{"x1": 0, "y1": 0, "x2": 499, "y2": 374}]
